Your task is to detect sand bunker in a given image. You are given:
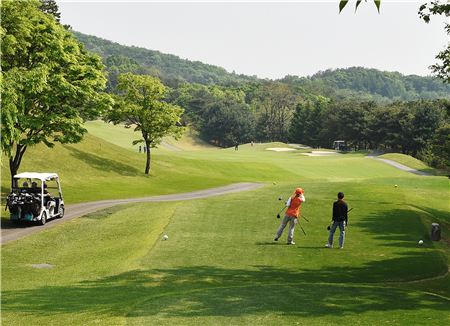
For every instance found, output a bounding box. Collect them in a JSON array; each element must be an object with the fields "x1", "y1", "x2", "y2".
[
  {"x1": 303, "y1": 151, "x2": 340, "y2": 156},
  {"x1": 266, "y1": 147, "x2": 296, "y2": 152}
]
